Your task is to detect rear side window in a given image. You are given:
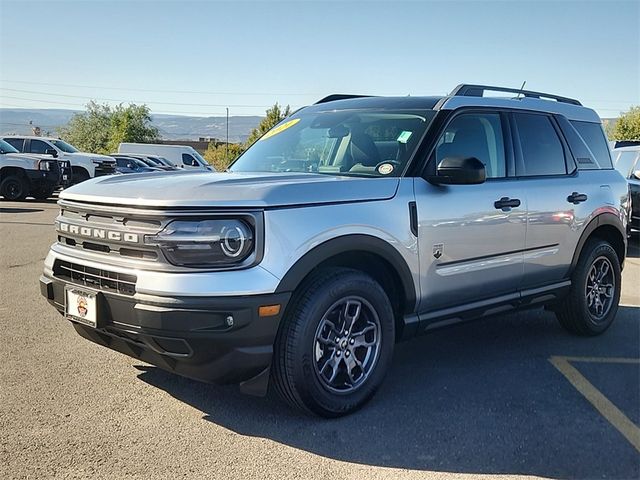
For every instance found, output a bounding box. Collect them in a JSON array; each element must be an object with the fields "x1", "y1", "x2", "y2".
[
  {"x1": 29, "y1": 139, "x2": 51, "y2": 154},
  {"x1": 514, "y1": 113, "x2": 566, "y2": 176},
  {"x1": 4, "y1": 138, "x2": 24, "y2": 151},
  {"x1": 570, "y1": 121, "x2": 613, "y2": 169}
]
